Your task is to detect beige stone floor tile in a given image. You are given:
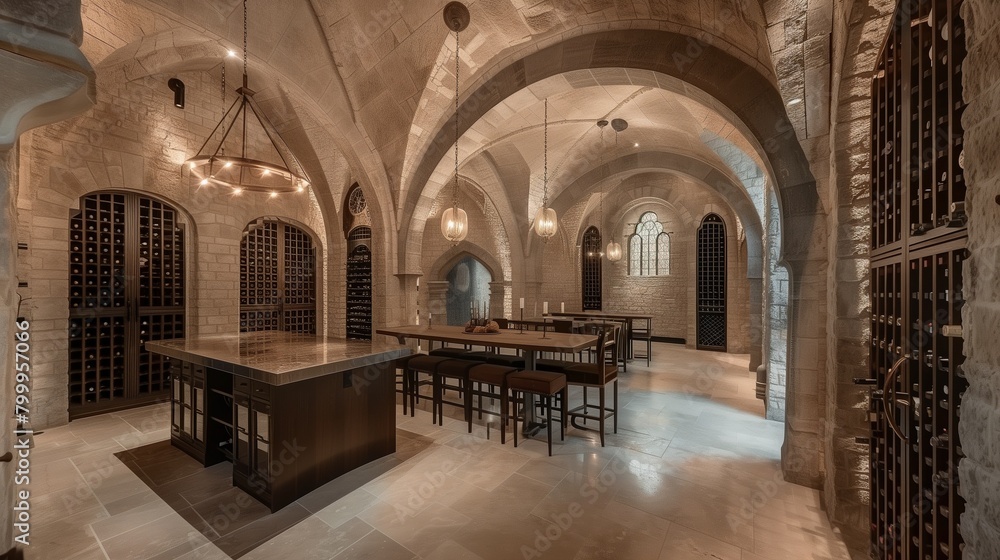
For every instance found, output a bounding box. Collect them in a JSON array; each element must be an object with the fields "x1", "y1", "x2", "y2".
[
  {"x1": 242, "y1": 516, "x2": 374, "y2": 560},
  {"x1": 100, "y1": 512, "x2": 210, "y2": 560},
  {"x1": 422, "y1": 539, "x2": 487, "y2": 560},
  {"x1": 170, "y1": 542, "x2": 231, "y2": 560},
  {"x1": 357, "y1": 499, "x2": 471, "y2": 558},
  {"x1": 66, "y1": 544, "x2": 110, "y2": 560},
  {"x1": 659, "y1": 523, "x2": 742, "y2": 560},
  {"x1": 313, "y1": 488, "x2": 380, "y2": 529},
  {"x1": 24, "y1": 344, "x2": 854, "y2": 560},
  {"x1": 330, "y1": 528, "x2": 418, "y2": 560},
  {"x1": 29, "y1": 506, "x2": 107, "y2": 560}
]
